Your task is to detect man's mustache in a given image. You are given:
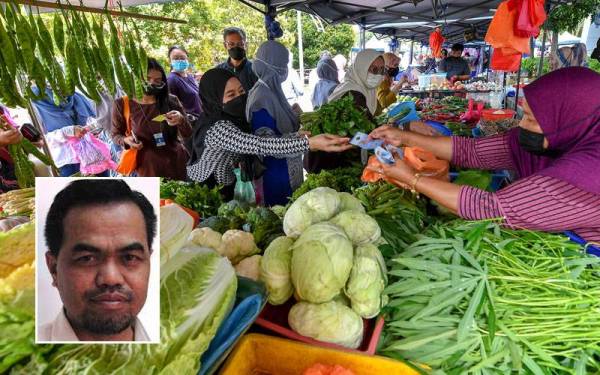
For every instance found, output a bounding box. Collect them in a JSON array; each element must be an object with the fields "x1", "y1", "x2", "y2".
[{"x1": 84, "y1": 286, "x2": 134, "y2": 302}]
